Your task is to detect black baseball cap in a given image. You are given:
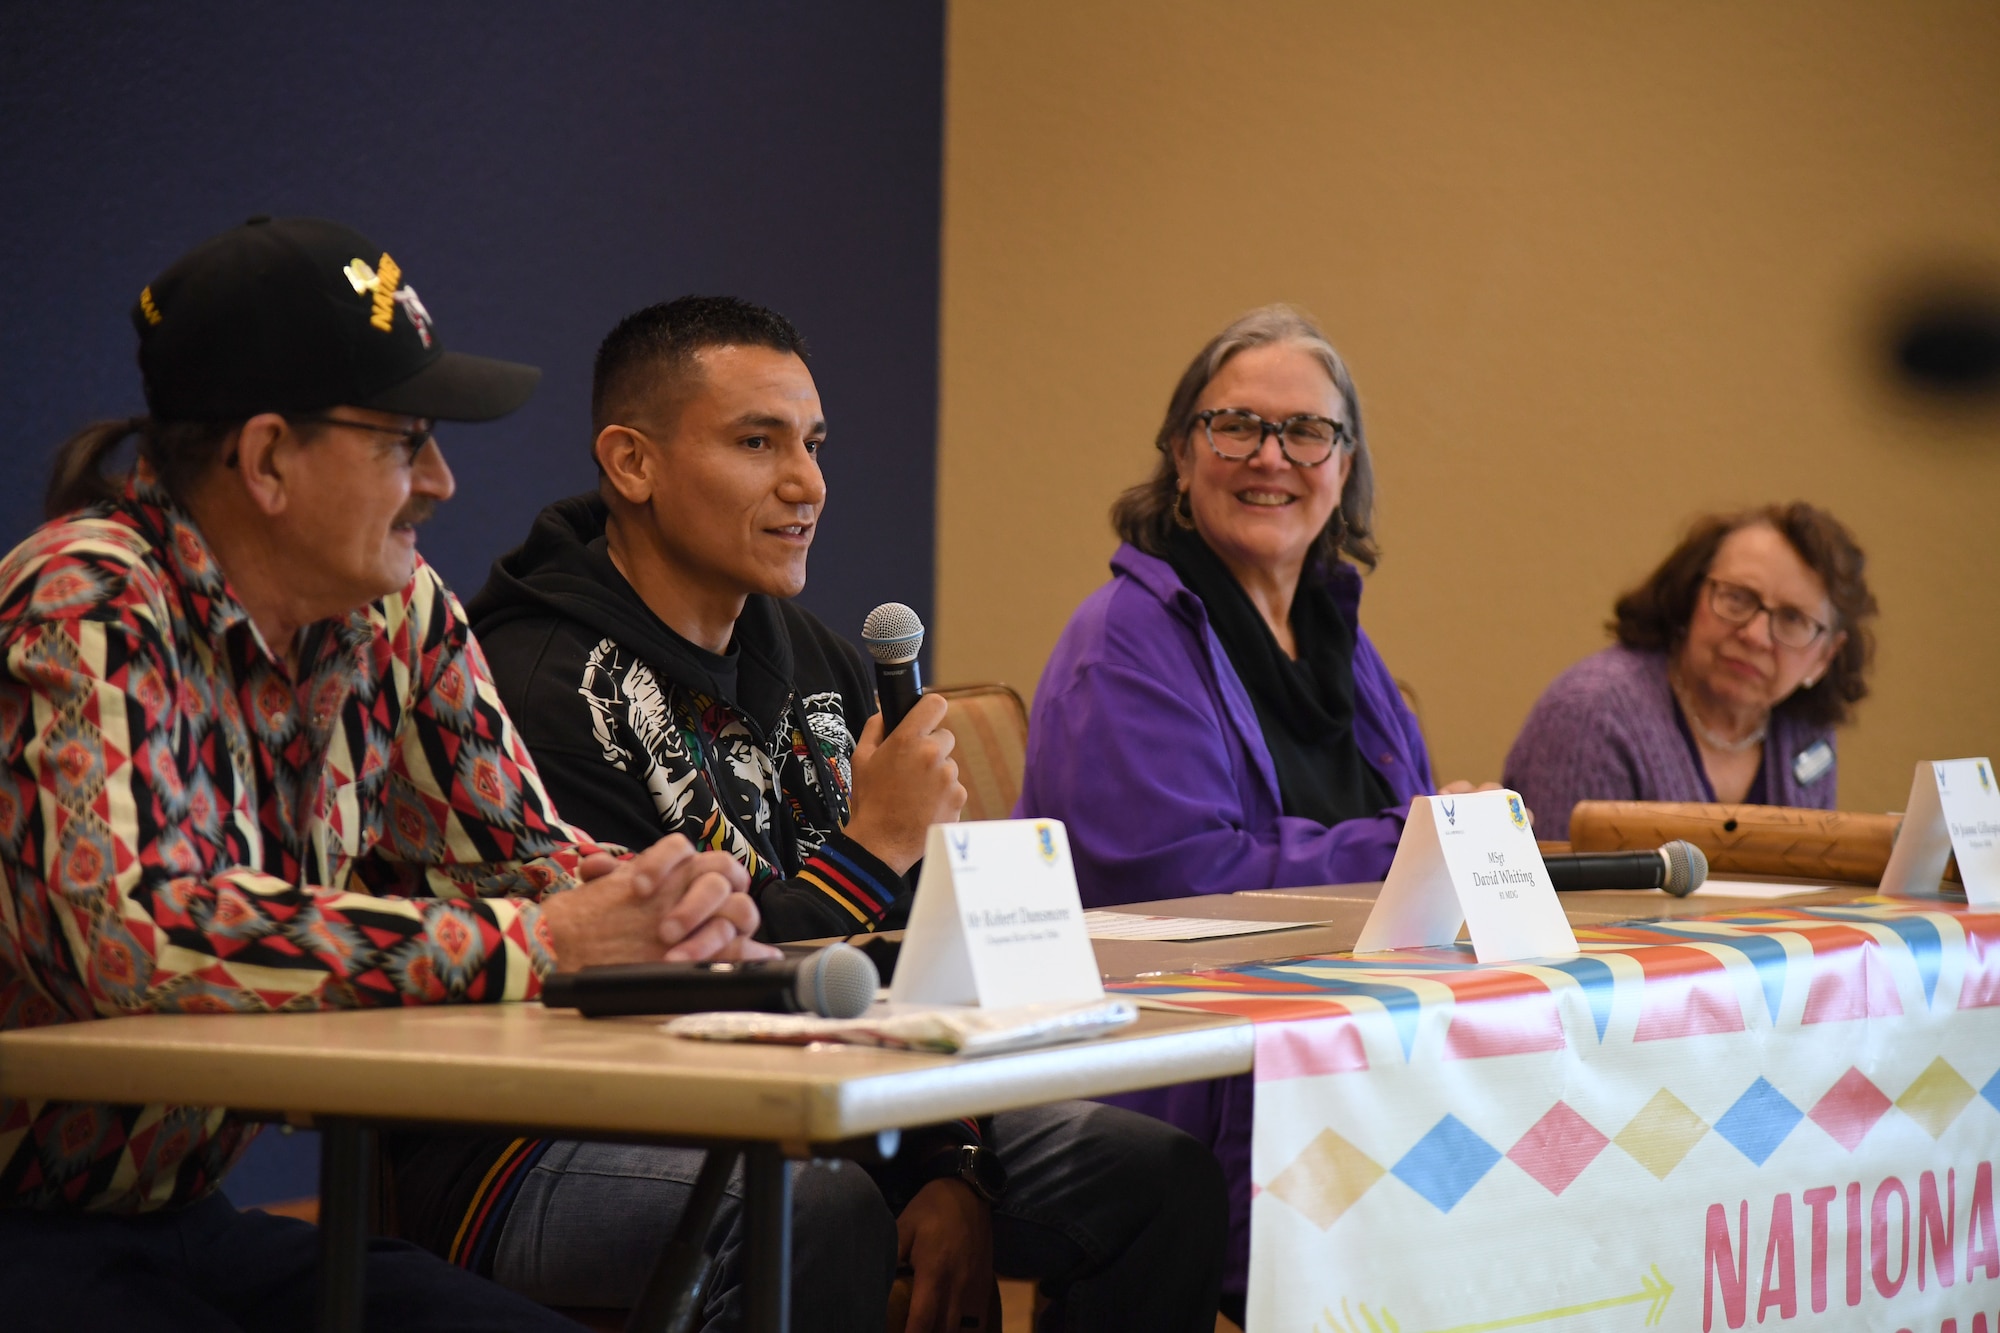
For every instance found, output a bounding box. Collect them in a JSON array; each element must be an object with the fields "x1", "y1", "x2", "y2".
[{"x1": 132, "y1": 216, "x2": 540, "y2": 423}]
